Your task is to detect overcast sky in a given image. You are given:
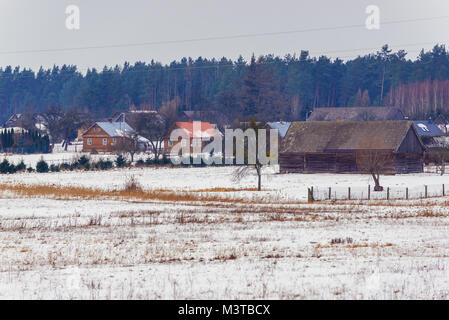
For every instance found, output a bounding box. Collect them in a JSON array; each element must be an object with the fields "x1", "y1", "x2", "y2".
[{"x1": 0, "y1": 0, "x2": 449, "y2": 72}]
